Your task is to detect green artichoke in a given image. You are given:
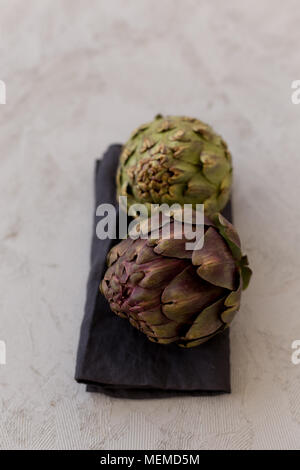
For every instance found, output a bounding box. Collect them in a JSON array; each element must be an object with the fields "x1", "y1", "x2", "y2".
[
  {"x1": 117, "y1": 115, "x2": 232, "y2": 217},
  {"x1": 101, "y1": 212, "x2": 251, "y2": 348}
]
